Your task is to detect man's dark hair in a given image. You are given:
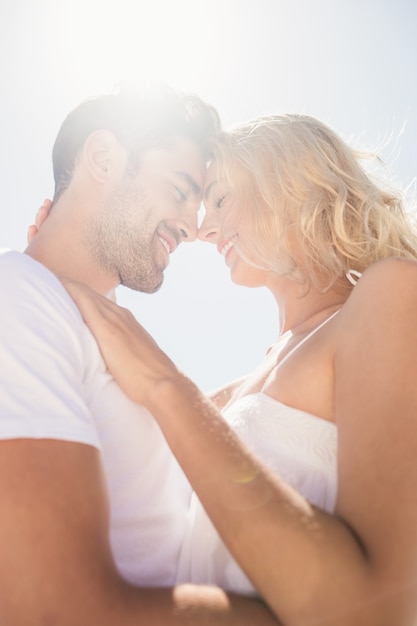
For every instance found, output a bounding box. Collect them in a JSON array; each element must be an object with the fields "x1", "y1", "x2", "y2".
[{"x1": 52, "y1": 84, "x2": 222, "y2": 201}]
